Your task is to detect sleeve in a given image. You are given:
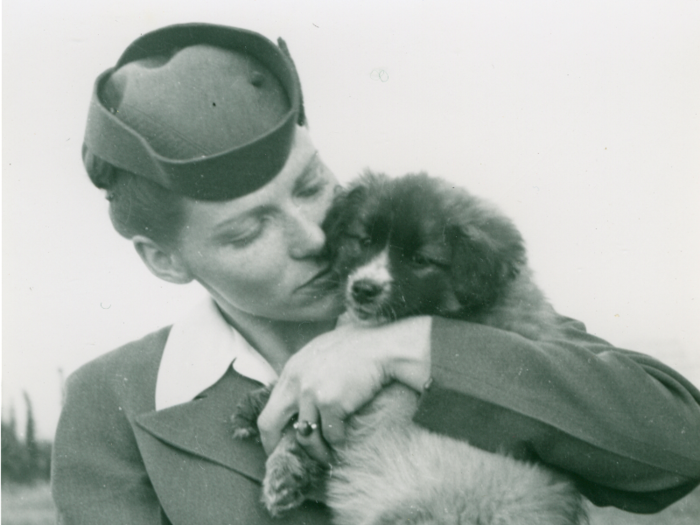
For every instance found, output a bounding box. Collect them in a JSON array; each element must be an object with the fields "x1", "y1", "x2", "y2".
[
  {"x1": 413, "y1": 315, "x2": 700, "y2": 513},
  {"x1": 51, "y1": 364, "x2": 167, "y2": 525}
]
